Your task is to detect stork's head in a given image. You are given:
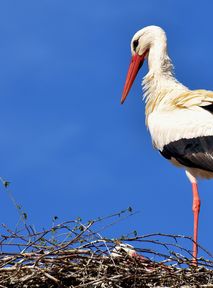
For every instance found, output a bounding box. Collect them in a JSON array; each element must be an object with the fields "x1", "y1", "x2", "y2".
[{"x1": 121, "y1": 25, "x2": 167, "y2": 104}]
